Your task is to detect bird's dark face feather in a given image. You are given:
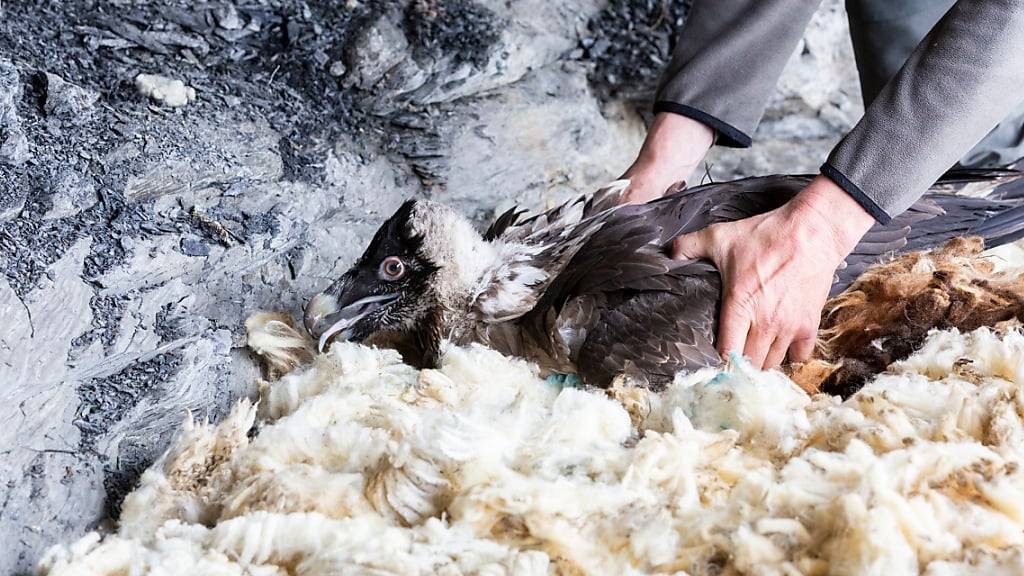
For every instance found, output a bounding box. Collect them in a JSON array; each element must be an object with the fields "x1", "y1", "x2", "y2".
[{"x1": 304, "y1": 200, "x2": 441, "y2": 351}]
